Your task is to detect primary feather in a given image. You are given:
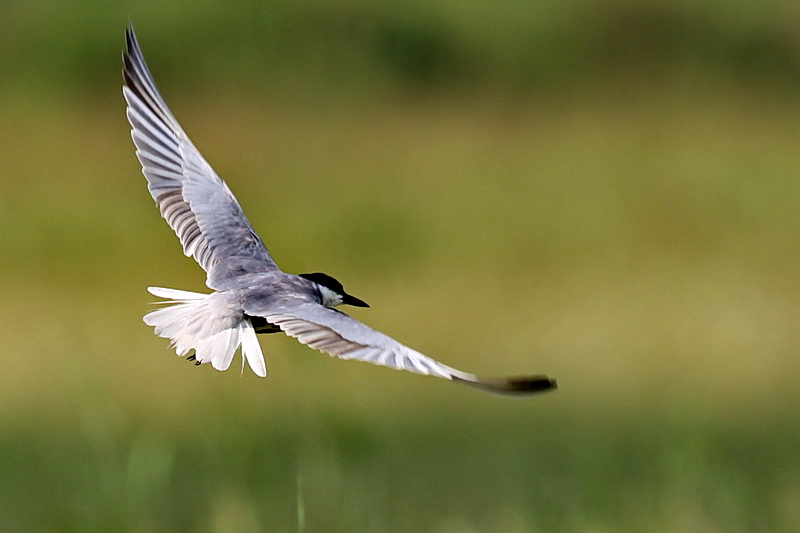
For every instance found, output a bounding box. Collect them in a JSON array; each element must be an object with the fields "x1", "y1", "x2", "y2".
[
  {"x1": 123, "y1": 26, "x2": 278, "y2": 289},
  {"x1": 247, "y1": 301, "x2": 555, "y2": 394}
]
